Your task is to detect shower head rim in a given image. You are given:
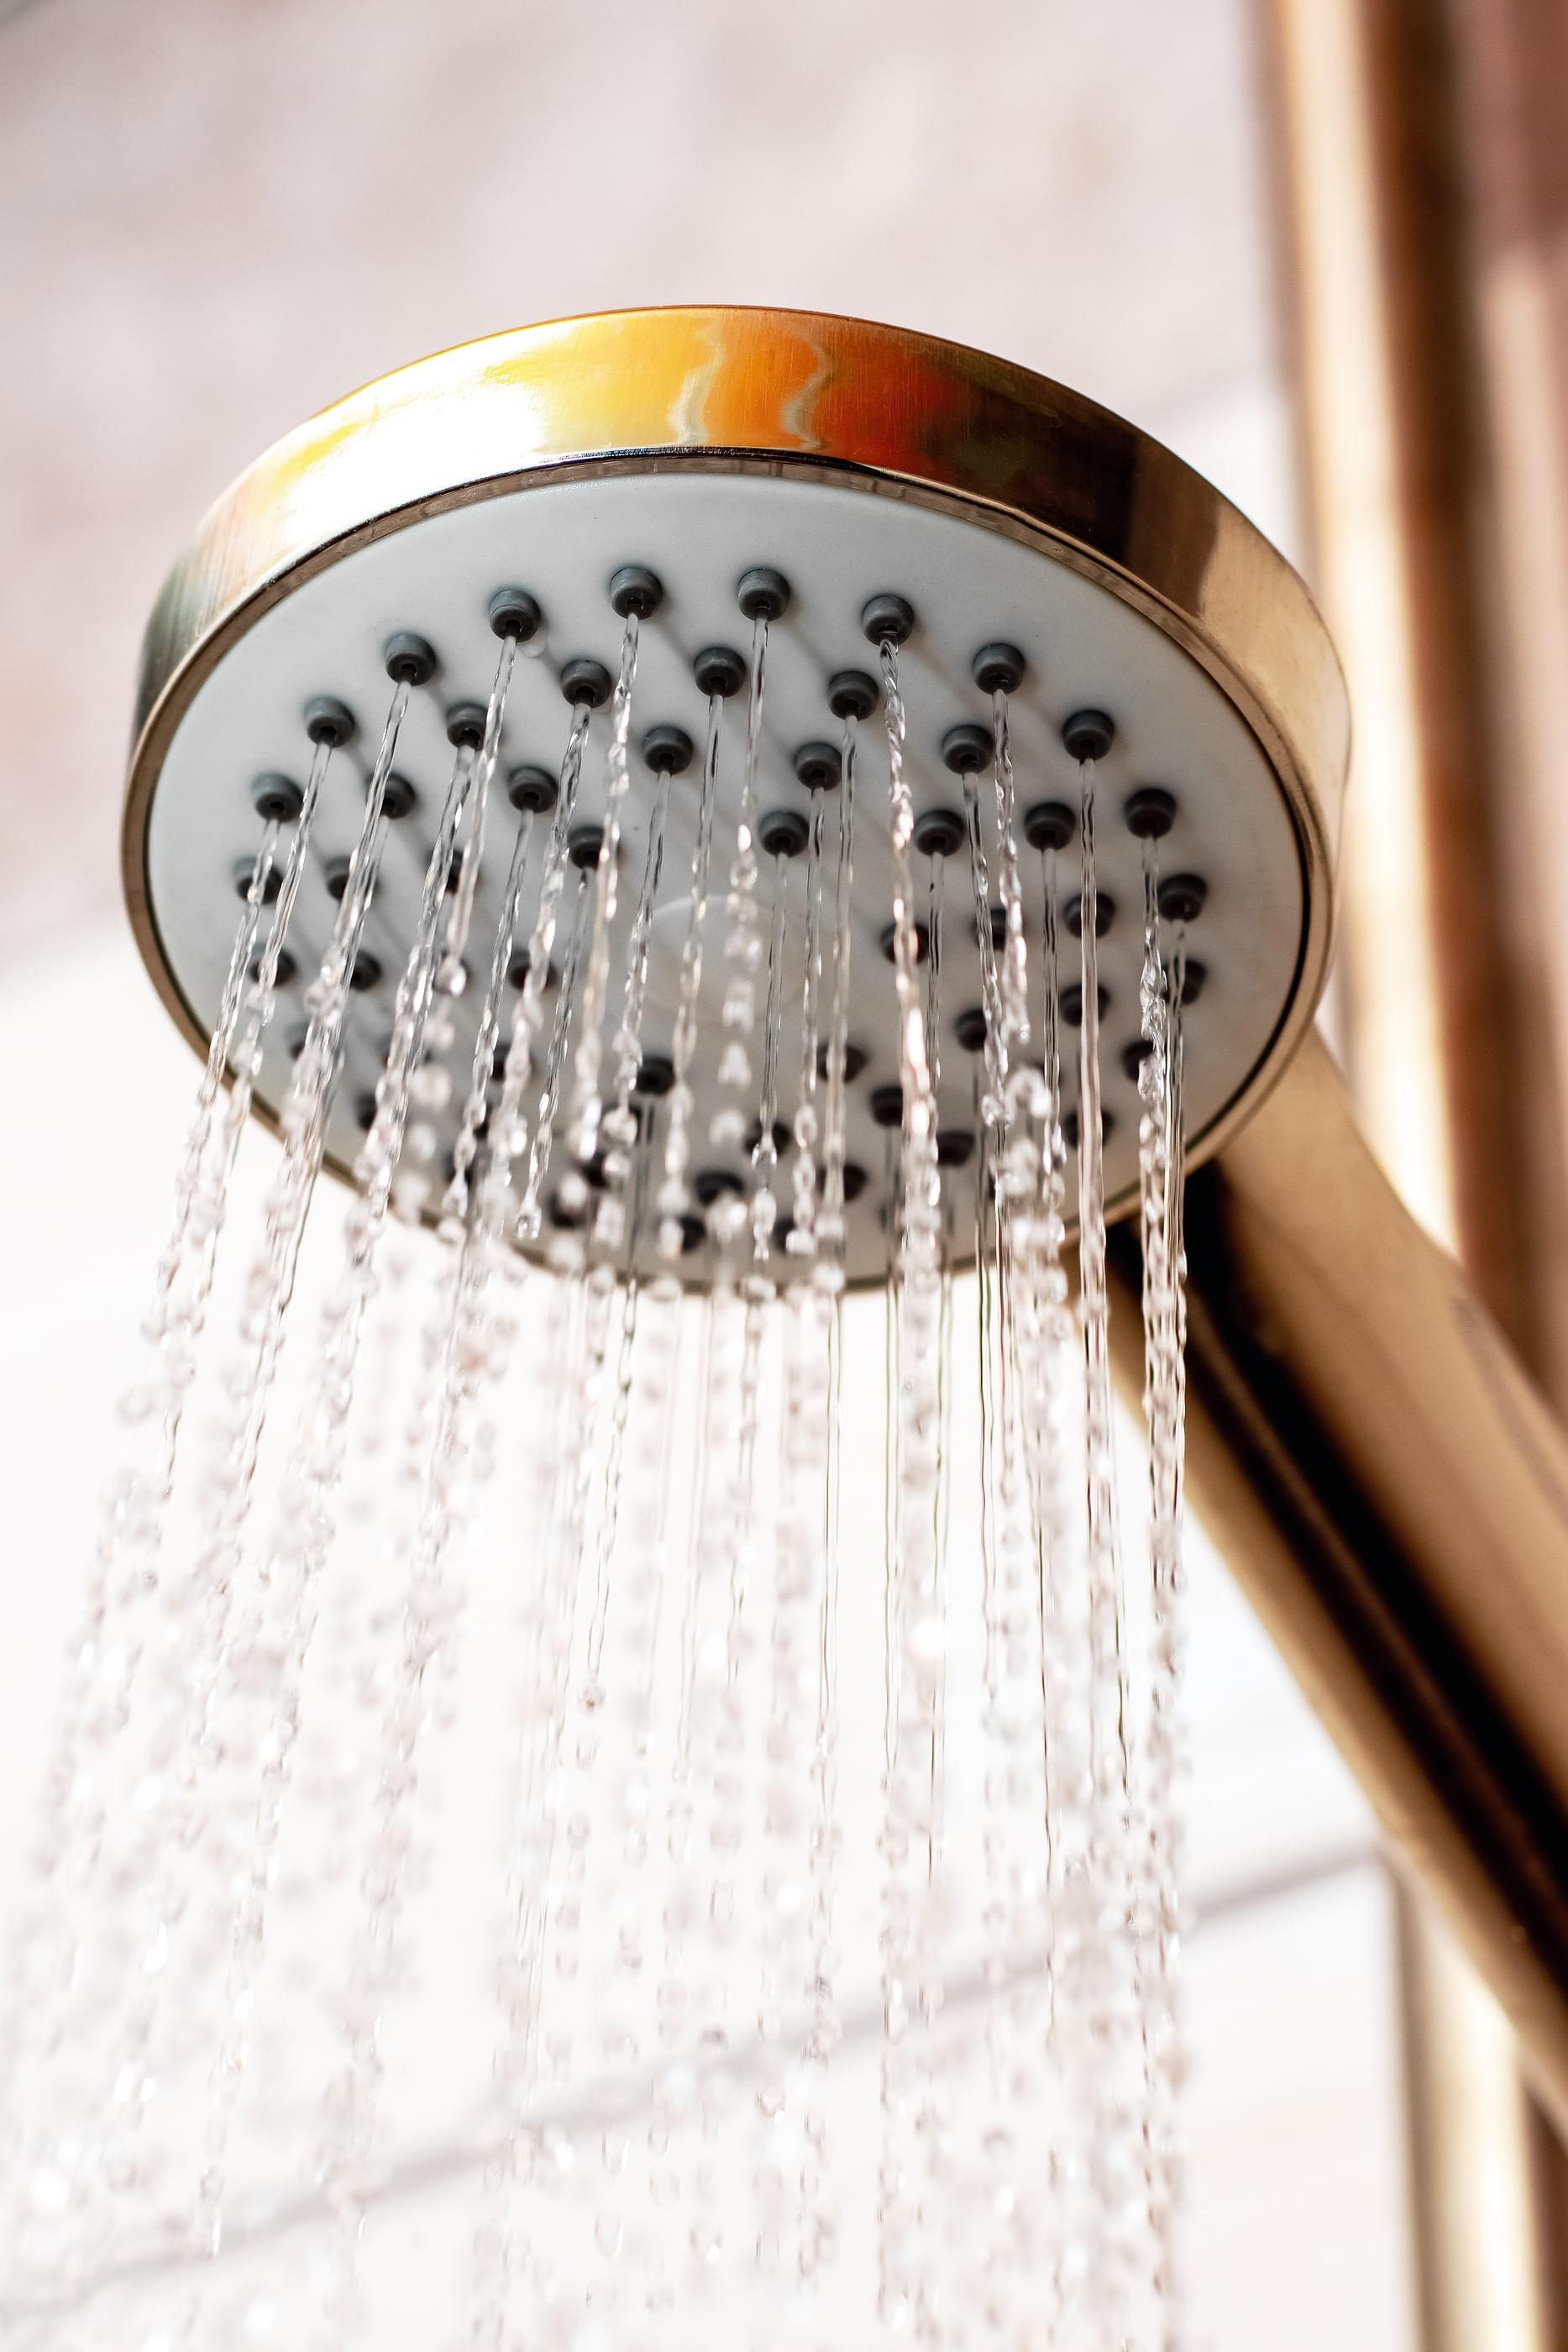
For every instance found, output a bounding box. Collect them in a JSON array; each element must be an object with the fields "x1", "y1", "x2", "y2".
[{"x1": 120, "y1": 304, "x2": 1348, "y2": 1221}]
